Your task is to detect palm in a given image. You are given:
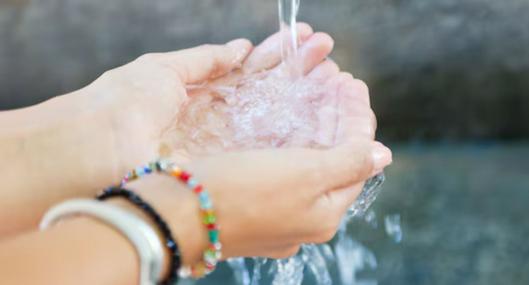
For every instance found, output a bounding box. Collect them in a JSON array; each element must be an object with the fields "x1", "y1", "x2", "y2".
[{"x1": 160, "y1": 28, "x2": 375, "y2": 163}]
